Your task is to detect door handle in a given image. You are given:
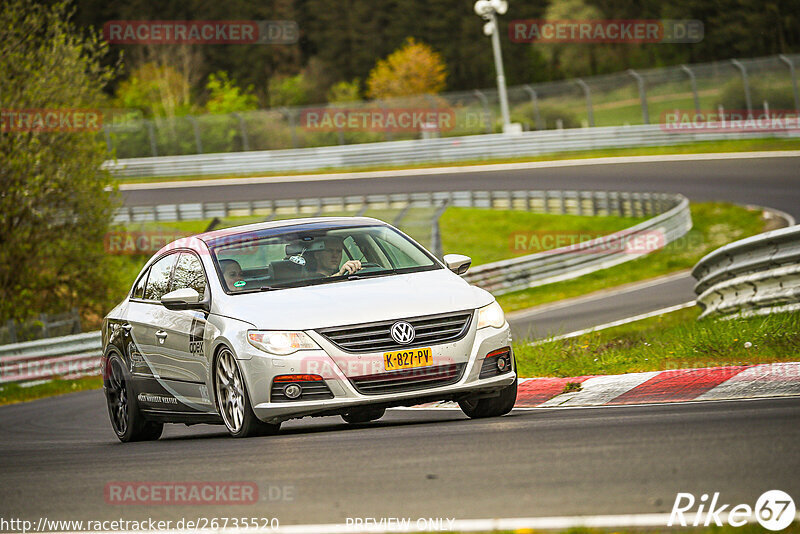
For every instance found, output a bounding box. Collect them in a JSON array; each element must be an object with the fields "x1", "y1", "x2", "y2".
[{"x1": 155, "y1": 330, "x2": 168, "y2": 344}]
